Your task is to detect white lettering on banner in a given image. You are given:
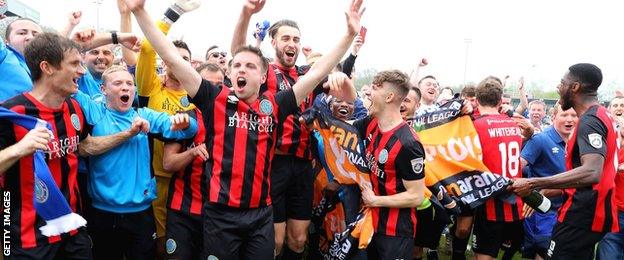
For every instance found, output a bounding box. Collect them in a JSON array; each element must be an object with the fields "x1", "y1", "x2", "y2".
[
  {"x1": 227, "y1": 111, "x2": 274, "y2": 133},
  {"x1": 423, "y1": 135, "x2": 482, "y2": 162}
]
